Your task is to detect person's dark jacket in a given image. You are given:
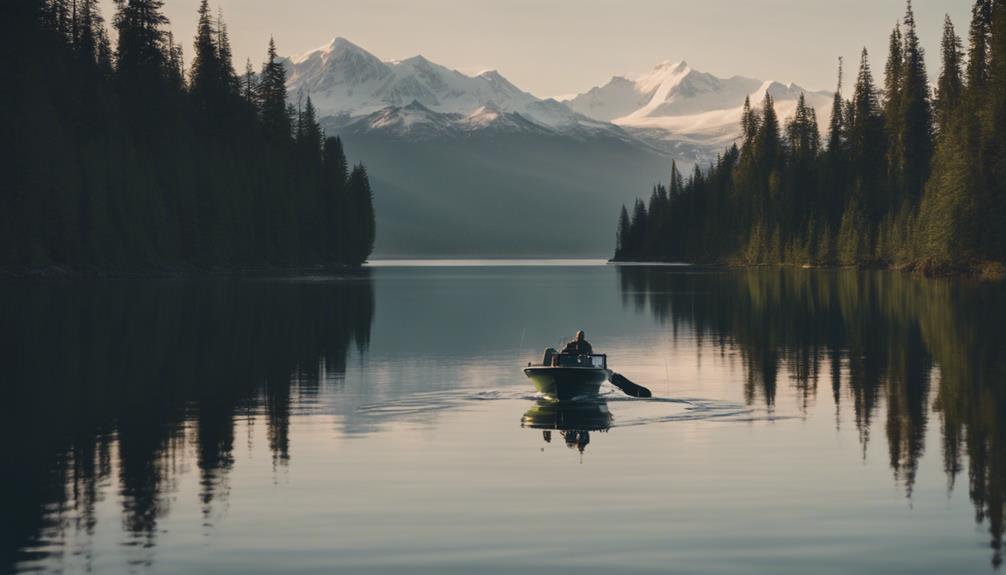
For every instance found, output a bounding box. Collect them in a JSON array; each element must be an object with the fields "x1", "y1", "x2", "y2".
[{"x1": 562, "y1": 339, "x2": 593, "y2": 355}]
